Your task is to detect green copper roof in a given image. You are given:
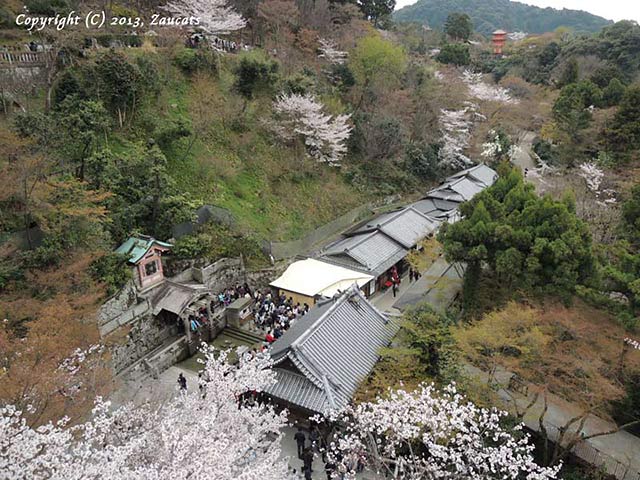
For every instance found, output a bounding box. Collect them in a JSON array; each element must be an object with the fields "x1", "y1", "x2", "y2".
[{"x1": 115, "y1": 235, "x2": 173, "y2": 264}]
